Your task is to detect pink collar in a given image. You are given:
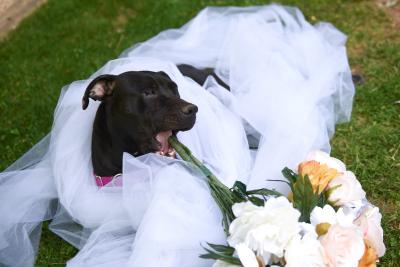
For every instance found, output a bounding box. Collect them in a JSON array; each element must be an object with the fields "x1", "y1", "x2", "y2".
[{"x1": 94, "y1": 173, "x2": 122, "y2": 187}]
